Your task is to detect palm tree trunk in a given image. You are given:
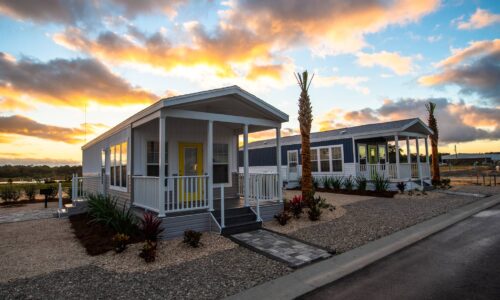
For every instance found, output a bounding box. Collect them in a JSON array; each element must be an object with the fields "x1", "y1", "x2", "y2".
[
  {"x1": 301, "y1": 130, "x2": 312, "y2": 201},
  {"x1": 431, "y1": 137, "x2": 440, "y2": 183}
]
